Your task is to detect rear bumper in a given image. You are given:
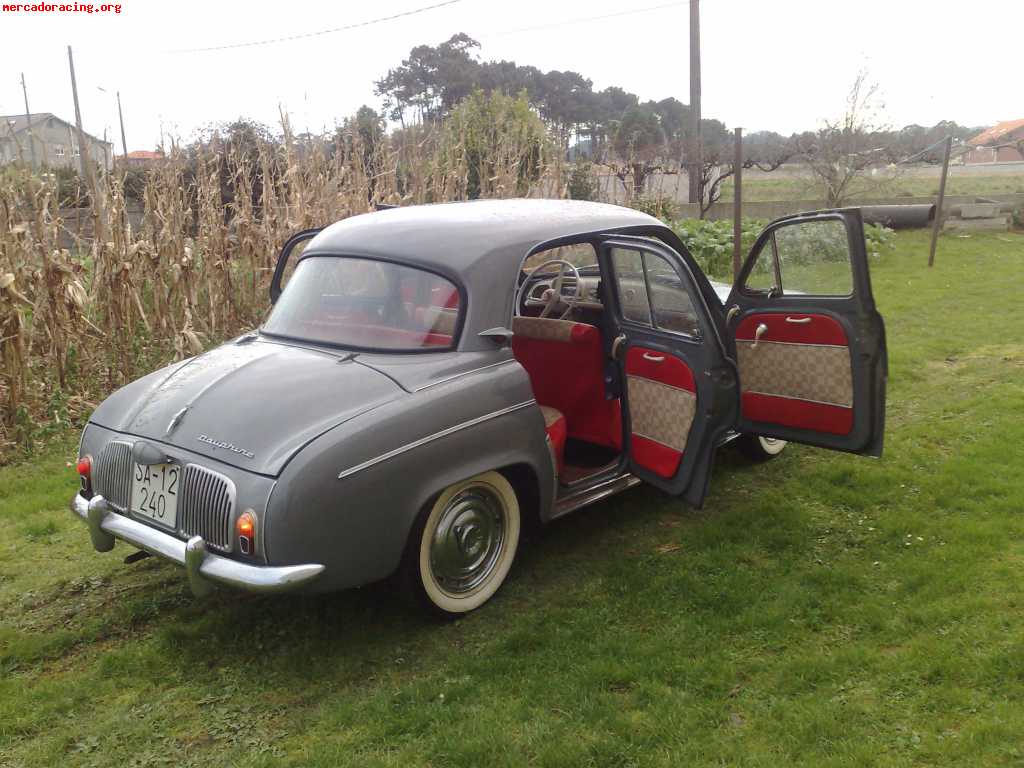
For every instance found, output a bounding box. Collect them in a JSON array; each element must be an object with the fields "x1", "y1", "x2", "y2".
[{"x1": 70, "y1": 493, "x2": 325, "y2": 596}]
